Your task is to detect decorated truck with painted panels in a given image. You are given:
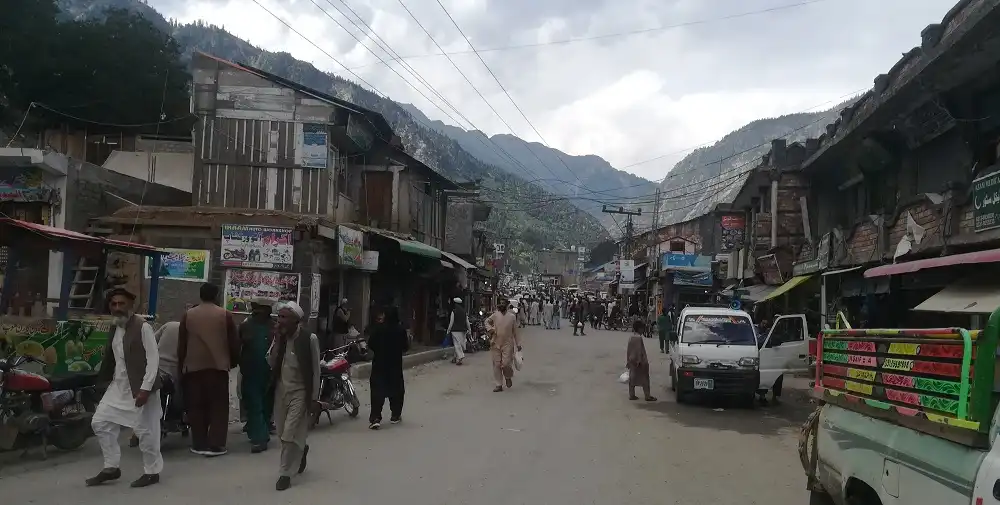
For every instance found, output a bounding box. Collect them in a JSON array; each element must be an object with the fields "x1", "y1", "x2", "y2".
[{"x1": 801, "y1": 313, "x2": 1000, "y2": 505}]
